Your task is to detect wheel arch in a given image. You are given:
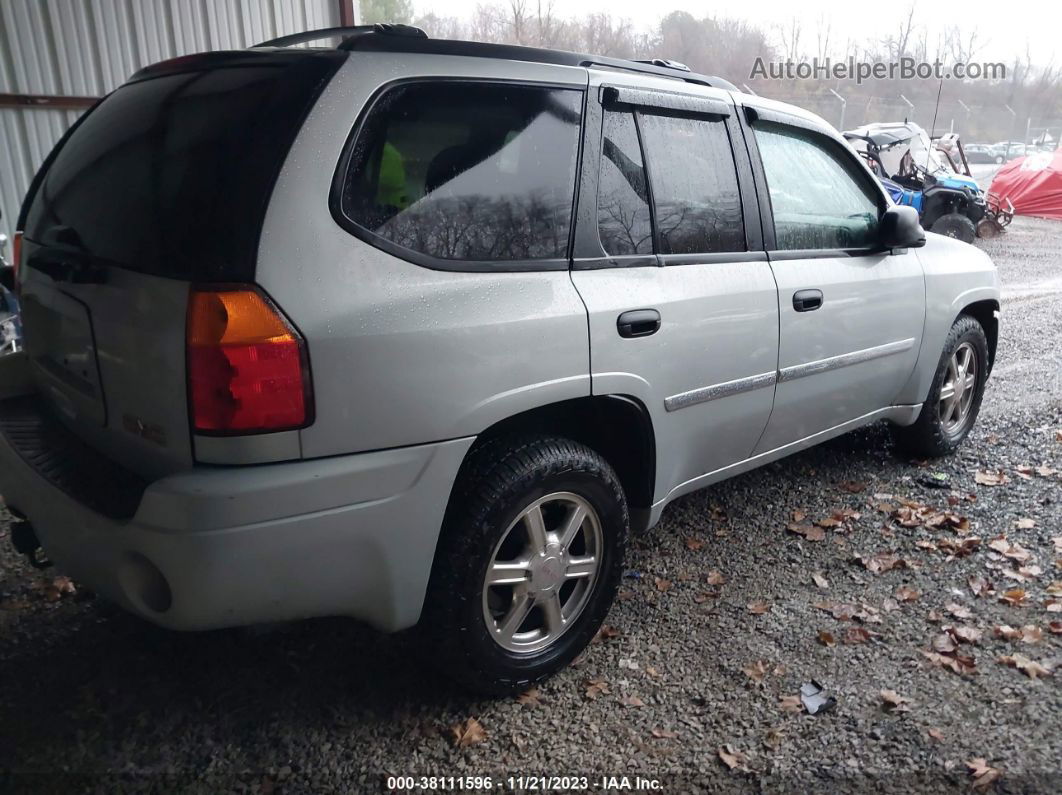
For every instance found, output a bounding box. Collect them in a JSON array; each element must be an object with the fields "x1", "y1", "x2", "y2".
[
  {"x1": 959, "y1": 298, "x2": 999, "y2": 373},
  {"x1": 450, "y1": 395, "x2": 657, "y2": 532}
]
